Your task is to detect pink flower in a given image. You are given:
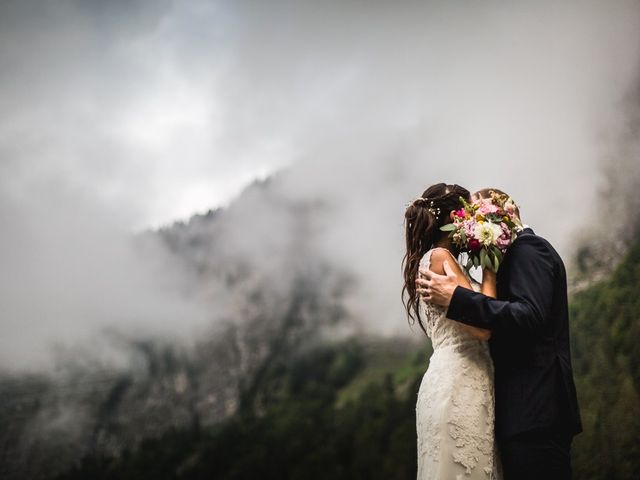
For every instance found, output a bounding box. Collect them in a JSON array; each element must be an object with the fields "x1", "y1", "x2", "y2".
[
  {"x1": 496, "y1": 235, "x2": 511, "y2": 249},
  {"x1": 496, "y1": 223, "x2": 512, "y2": 249},
  {"x1": 477, "y1": 200, "x2": 499, "y2": 216},
  {"x1": 463, "y1": 220, "x2": 475, "y2": 238},
  {"x1": 504, "y1": 202, "x2": 516, "y2": 215},
  {"x1": 454, "y1": 208, "x2": 466, "y2": 219}
]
